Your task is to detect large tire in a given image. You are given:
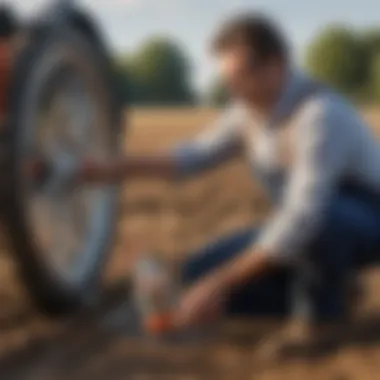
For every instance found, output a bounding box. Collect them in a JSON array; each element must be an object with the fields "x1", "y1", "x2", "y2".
[{"x1": 1, "y1": 25, "x2": 123, "y2": 315}]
